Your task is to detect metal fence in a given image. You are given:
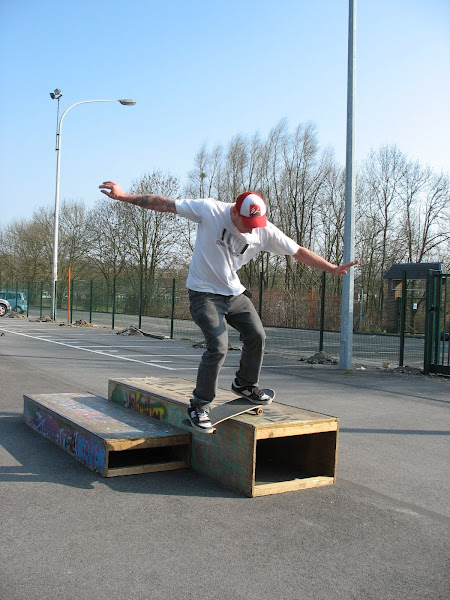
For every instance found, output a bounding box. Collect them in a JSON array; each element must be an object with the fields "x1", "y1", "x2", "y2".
[
  {"x1": 1, "y1": 273, "x2": 436, "y2": 369},
  {"x1": 424, "y1": 270, "x2": 450, "y2": 375}
]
